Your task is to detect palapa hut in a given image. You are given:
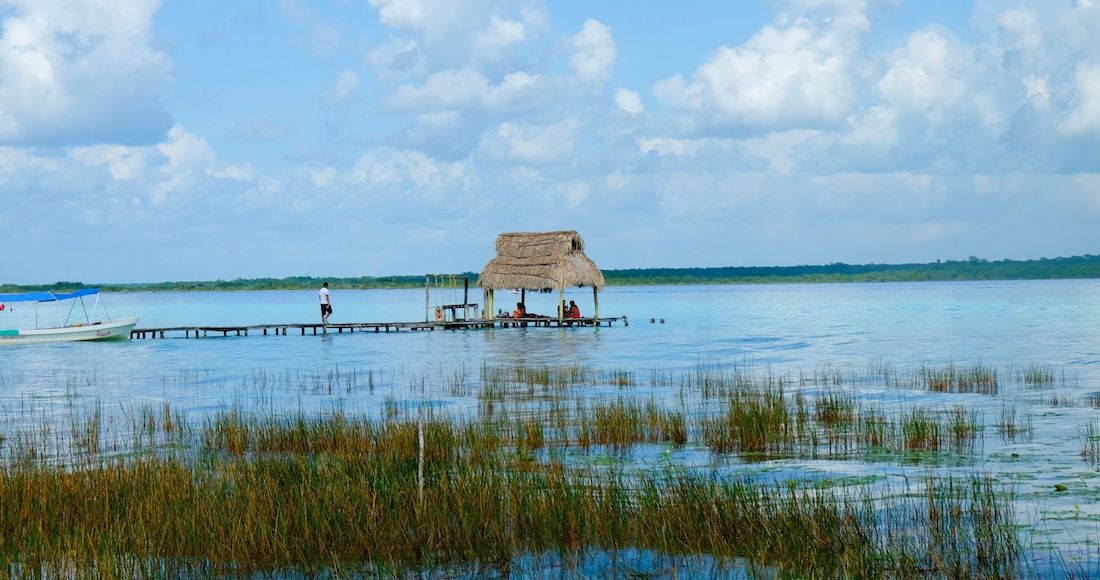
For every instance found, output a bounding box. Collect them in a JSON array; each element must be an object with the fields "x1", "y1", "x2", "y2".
[{"x1": 478, "y1": 230, "x2": 605, "y2": 322}]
